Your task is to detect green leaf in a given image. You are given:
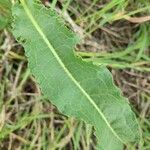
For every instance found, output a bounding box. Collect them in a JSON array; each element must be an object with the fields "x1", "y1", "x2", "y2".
[
  {"x1": 12, "y1": 0, "x2": 140, "y2": 149},
  {"x1": 0, "y1": 0, "x2": 12, "y2": 30}
]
